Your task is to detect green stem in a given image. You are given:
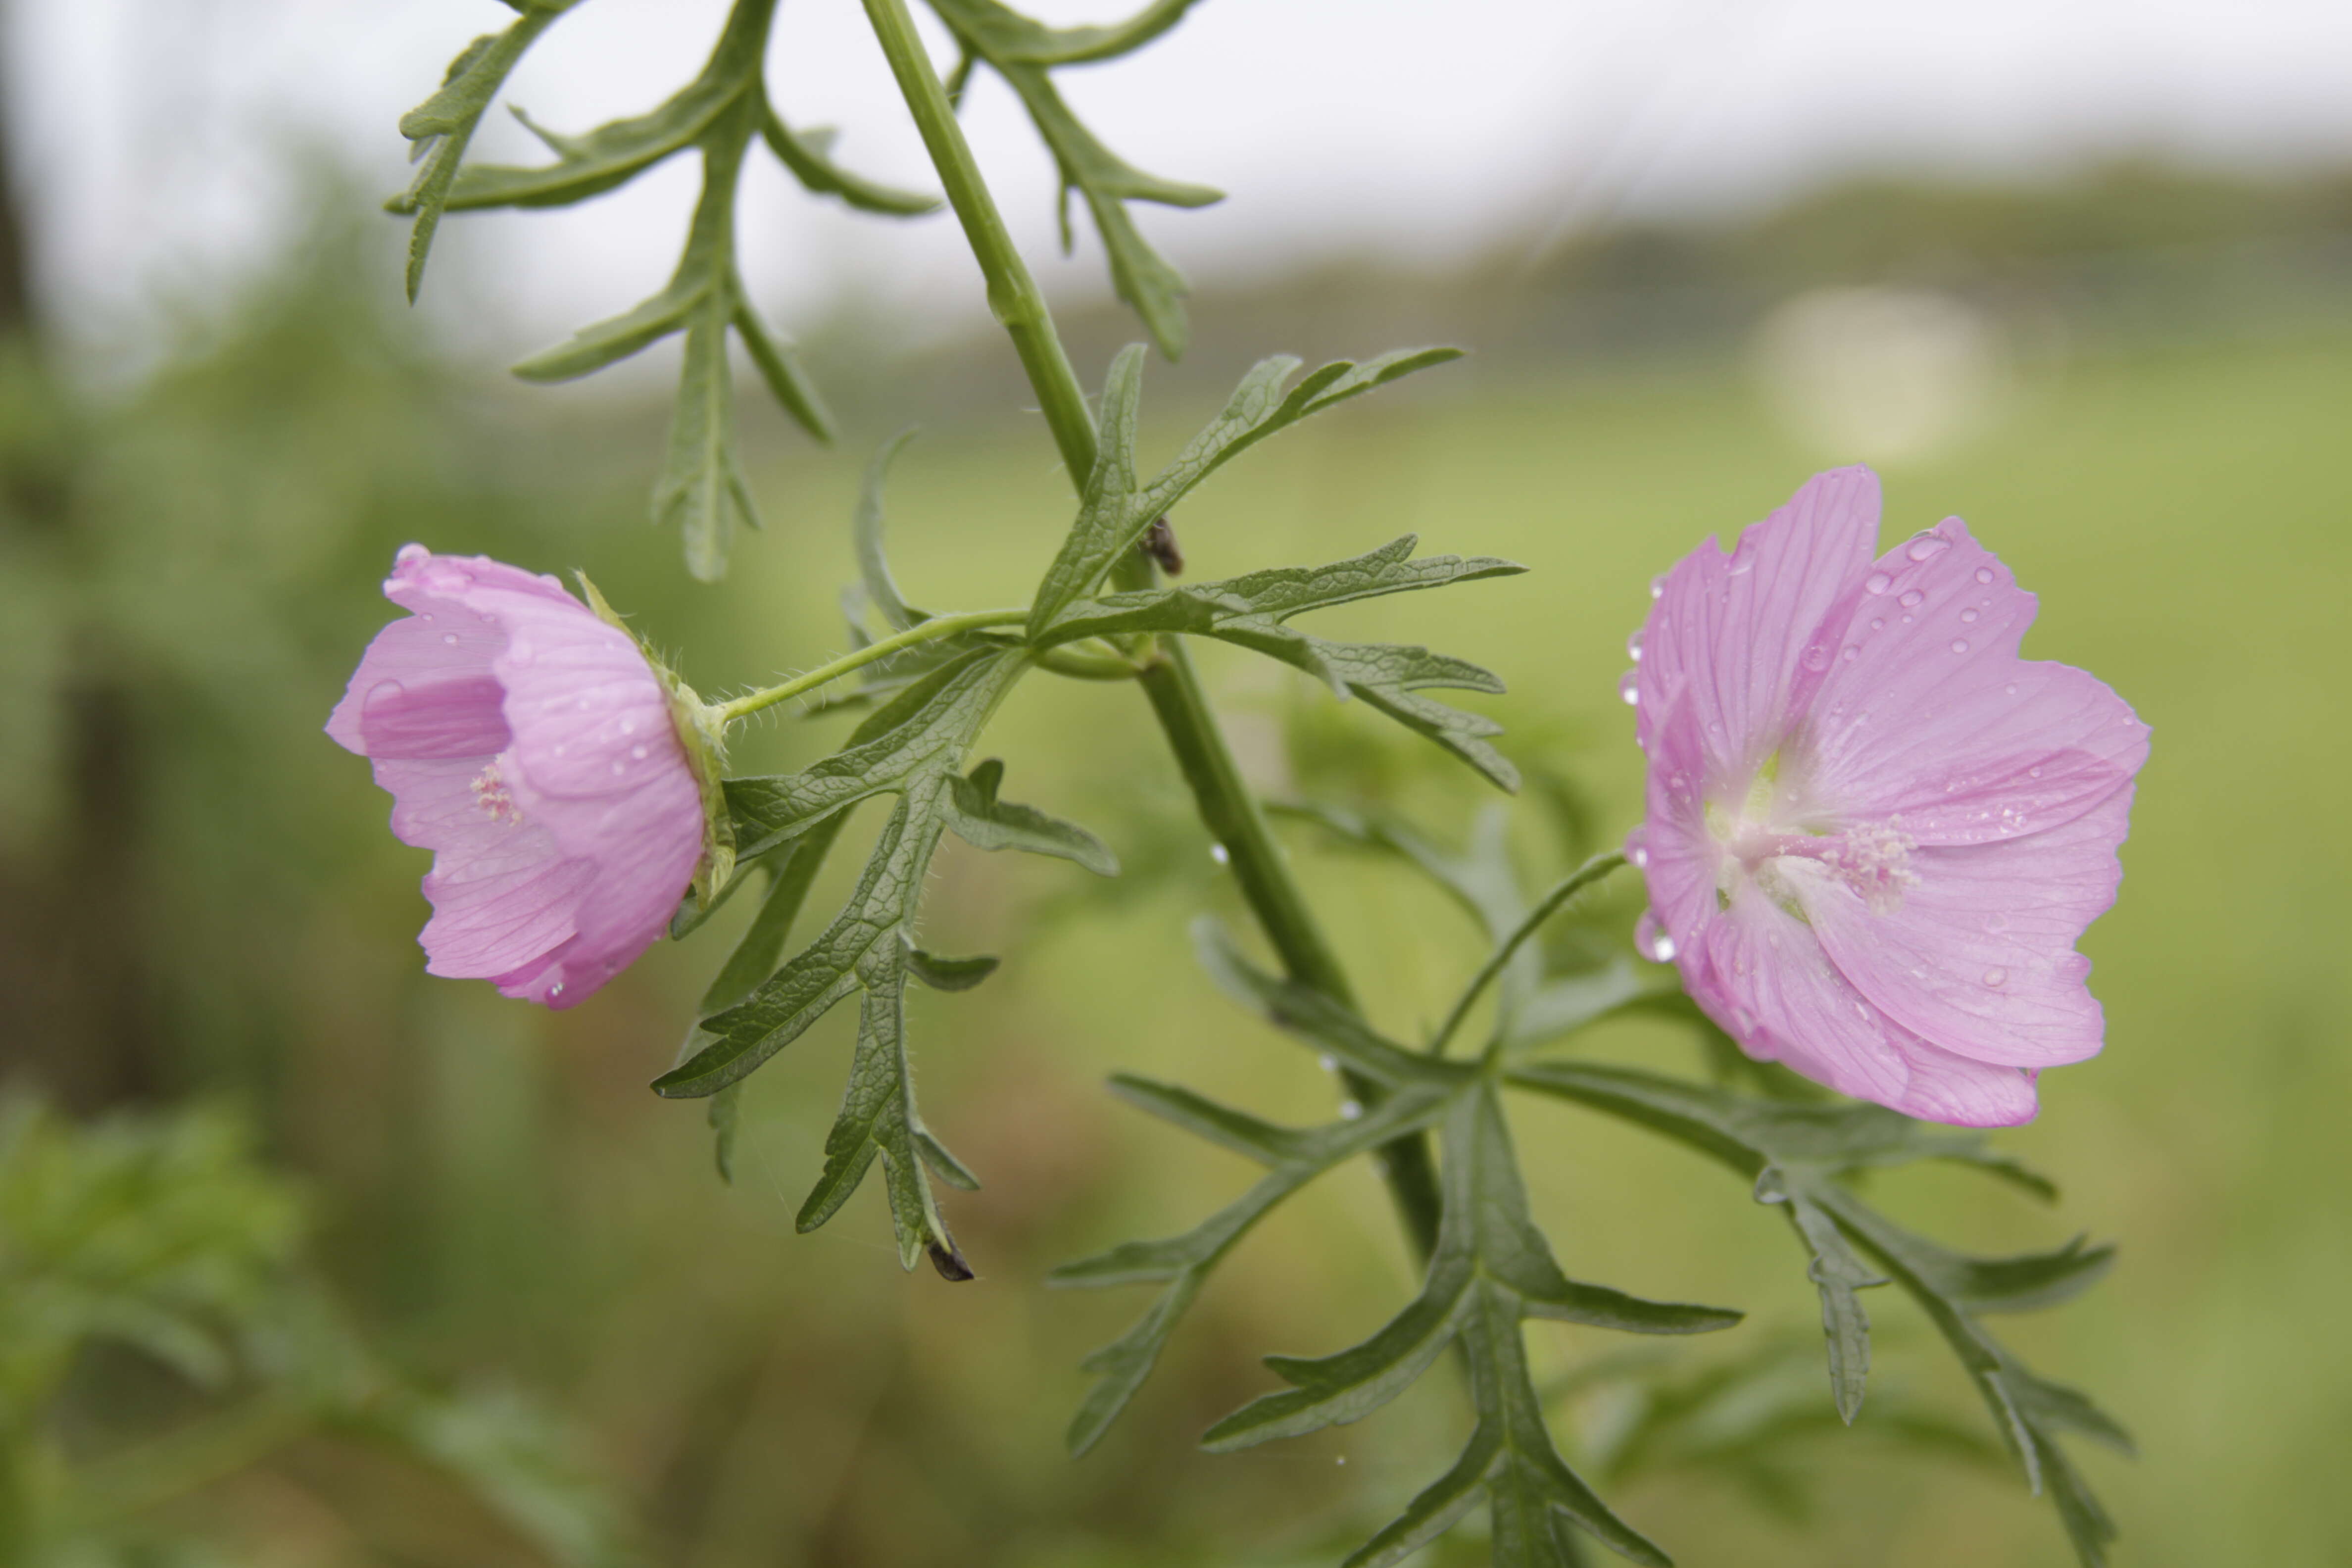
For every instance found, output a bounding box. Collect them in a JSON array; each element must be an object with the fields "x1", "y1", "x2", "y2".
[
  {"x1": 859, "y1": 0, "x2": 1443, "y2": 1262},
  {"x1": 1431, "y1": 851, "x2": 1627, "y2": 1060},
  {"x1": 716, "y1": 607, "x2": 1027, "y2": 724}
]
